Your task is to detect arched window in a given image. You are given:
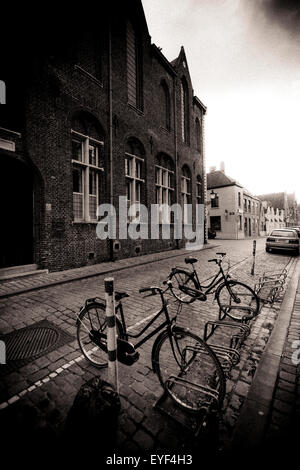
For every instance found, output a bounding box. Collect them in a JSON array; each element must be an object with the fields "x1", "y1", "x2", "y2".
[
  {"x1": 71, "y1": 113, "x2": 104, "y2": 221},
  {"x1": 196, "y1": 174, "x2": 203, "y2": 204},
  {"x1": 125, "y1": 137, "x2": 145, "y2": 221},
  {"x1": 181, "y1": 165, "x2": 192, "y2": 223},
  {"x1": 195, "y1": 117, "x2": 201, "y2": 151},
  {"x1": 127, "y1": 21, "x2": 143, "y2": 110},
  {"x1": 180, "y1": 77, "x2": 189, "y2": 143},
  {"x1": 160, "y1": 80, "x2": 171, "y2": 130},
  {"x1": 155, "y1": 153, "x2": 174, "y2": 223}
]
